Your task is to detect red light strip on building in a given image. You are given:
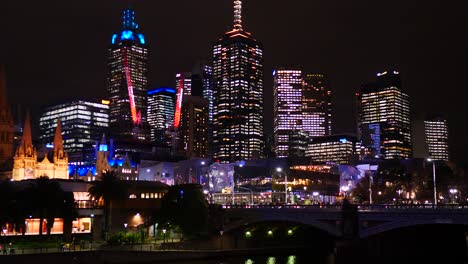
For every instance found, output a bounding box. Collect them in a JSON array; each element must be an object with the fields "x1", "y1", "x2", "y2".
[
  {"x1": 122, "y1": 48, "x2": 140, "y2": 125},
  {"x1": 173, "y1": 77, "x2": 184, "y2": 129}
]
